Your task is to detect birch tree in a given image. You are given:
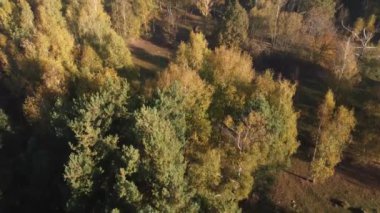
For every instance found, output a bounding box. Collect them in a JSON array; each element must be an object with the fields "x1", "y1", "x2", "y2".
[{"x1": 311, "y1": 90, "x2": 356, "y2": 183}]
